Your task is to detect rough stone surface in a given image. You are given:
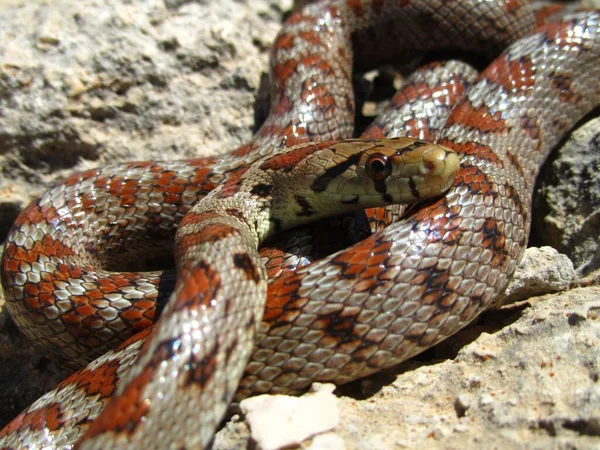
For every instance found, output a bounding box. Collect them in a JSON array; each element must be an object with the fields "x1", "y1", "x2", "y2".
[
  {"x1": 533, "y1": 117, "x2": 600, "y2": 277},
  {"x1": 0, "y1": 0, "x2": 288, "y2": 242},
  {"x1": 496, "y1": 246, "x2": 575, "y2": 305},
  {"x1": 1, "y1": 0, "x2": 599, "y2": 449}
]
